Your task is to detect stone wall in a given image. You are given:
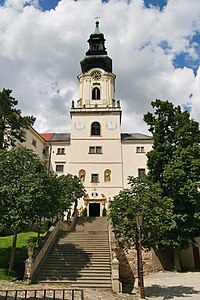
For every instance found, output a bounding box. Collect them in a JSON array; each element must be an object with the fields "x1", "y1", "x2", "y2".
[{"x1": 117, "y1": 245, "x2": 163, "y2": 287}]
